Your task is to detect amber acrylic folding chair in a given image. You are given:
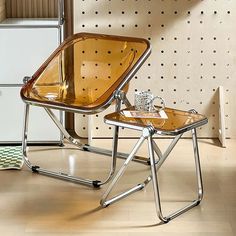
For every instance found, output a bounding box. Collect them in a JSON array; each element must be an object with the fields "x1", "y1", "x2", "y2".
[{"x1": 20, "y1": 32, "x2": 151, "y2": 187}]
